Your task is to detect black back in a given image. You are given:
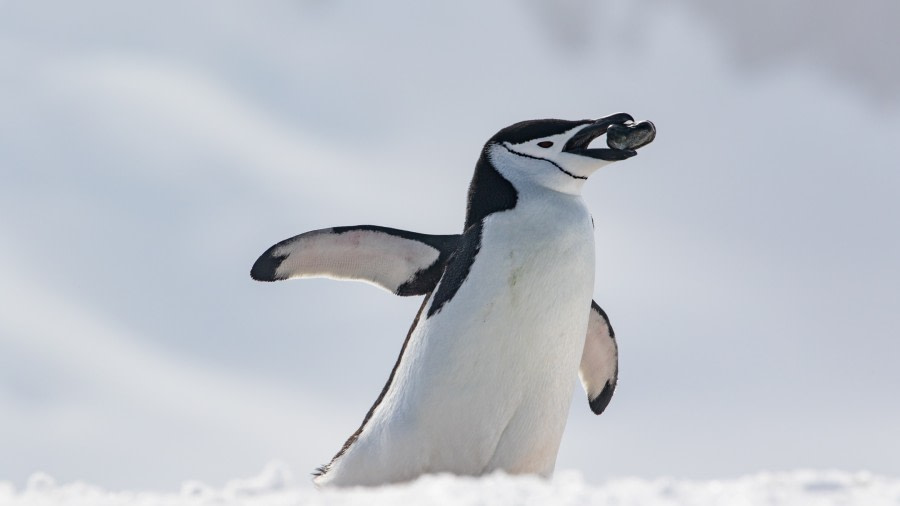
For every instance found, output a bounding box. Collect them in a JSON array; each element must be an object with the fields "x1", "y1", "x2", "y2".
[{"x1": 463, "y1": 155, "x2": 518, "y2": 230}]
